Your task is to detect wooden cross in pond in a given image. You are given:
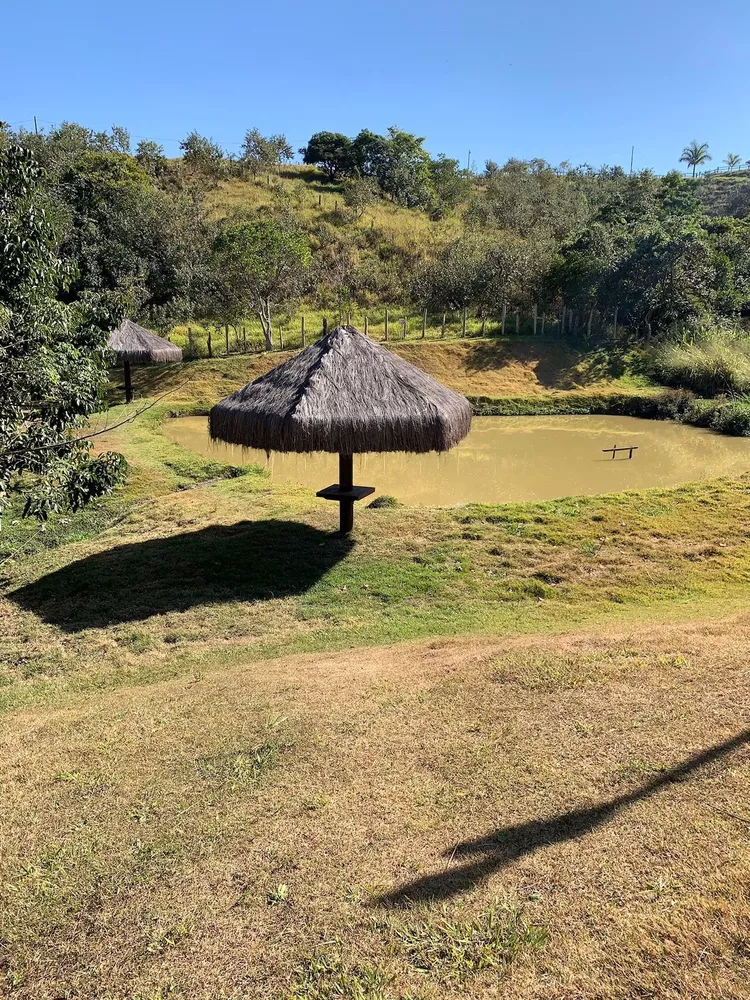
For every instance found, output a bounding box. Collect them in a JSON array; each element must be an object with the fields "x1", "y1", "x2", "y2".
[{"x1": 602, "y1": 444, "x2": 639, "y2": 460}]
